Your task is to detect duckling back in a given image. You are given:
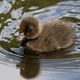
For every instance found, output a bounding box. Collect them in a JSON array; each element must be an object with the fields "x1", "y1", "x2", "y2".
[{"x1": 42, "y1": 20, "x2": 75, "y2": 48}]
